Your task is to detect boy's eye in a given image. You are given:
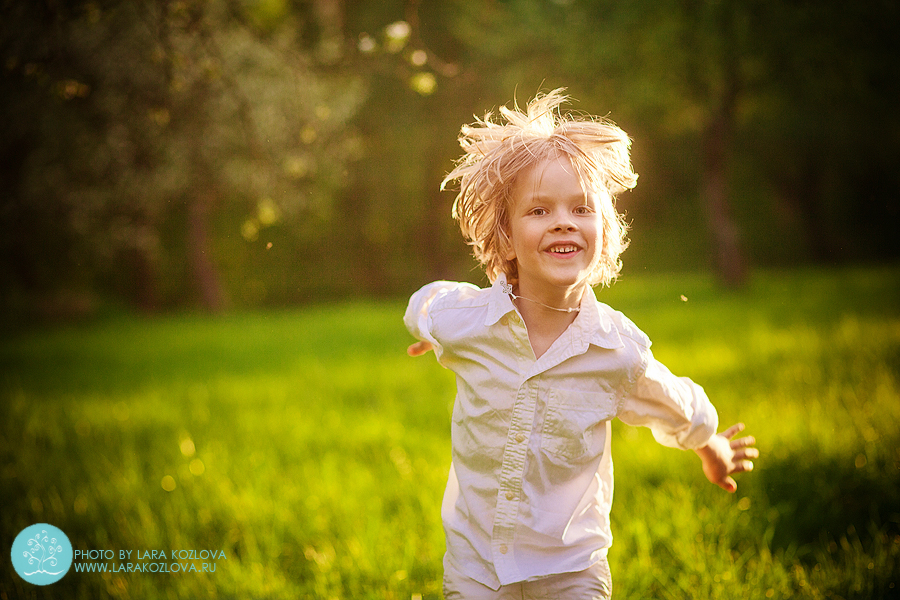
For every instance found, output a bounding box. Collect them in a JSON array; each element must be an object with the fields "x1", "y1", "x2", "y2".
[
  {"x1": 530, "y1": 208, "x2": 548, "y2": 216},
  {"x1": 574, "y1": 205, "x2": 593, "y2": 215}
]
